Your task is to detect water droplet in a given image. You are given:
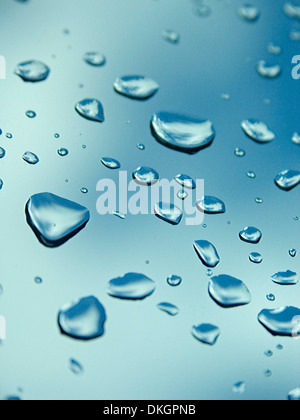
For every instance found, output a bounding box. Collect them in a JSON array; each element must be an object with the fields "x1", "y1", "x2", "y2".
[
  {"x1": 101, "y1": 157, "x2": 121, "y2": 170},
  {"x1": 267, "y1": 43, "x2": 281, "y2": 55},
  {"x1": 154, "y1": 202, "x2": 183, "y2": 225},
  {"x1": 207, "y1": 269, "x2": 213, "y2": 277},
  {"x1": 54, "y1": 133, "x2": 60, "y2": 139},
  {"x1": 5, "y1": 396, "x2": 22, "y2": 401},
  {"x1": 196, "y1": 196, "x2": 226, "y2": 214},
  {"x1": 274, "y1": 170, "x2": 300, "y2": 191},
  {"x1": 277, "y1": 344, "x2": 283, "y2": 350},
  {"x1": 83, "y1": 52, "x2": 106, "y2": 67},
  {"x1": 241, "y1": 119, "x2": 275, "y2": 143},
  {"x1": 258, "y1": 306, "x2": 300, "y2": 336},
  {"x1": 191, "y1": 324, "x2": 220, "y2": 345},
  {"x1": 57, "y1": 148, "x2": 69, "y2": 157},
  {"x1": 265, "y1": 350, "x2": 273, "y2": 358},
  {"x1": 114, "y1": 76, "x2": 159, "y2": 100},
  {"x1": 26, "y1": 192, "x2": 90, "y2": 247},
  {"x1": 177, "y1": 190, "x2": 188, "y2": 200},
  {"x1": 113, "y1": 211, "x2": 126, "y2": 220},
  {"x1": 0, "y1": 179, "x2": 3, "y2": 190},
  {"x1": 151, "y1": 112, "x2": 215, "y2": 154},
  {"x1": 283, "y1": 3, "x2": 300, "y2": 19},
  {"x1": 162, "y1": 30, "x2": 180, "y2": 44},
  {"x1": 137, "y1": 143, "x2": 145, "y2": 150},
  {"x1": 26, "y1": 110, "x2": 36, "y2": 118},
  {"x1": 221, "y1": 93, "x2": 230, "y2": 100},
  {"x1": 290, "y1": 30, "x2": 300, "y2": 41},
  {"x1": 167, "y1": 275, "x2": 182, "y2": 287},
  {"x1": 6, "y1": 133, "x2": 12, "y2": 139},
  {"x1": 239, "y1": 226, "x2": 262, "y2": 244},
  {"x1": 288, "y1": 388, "x2": 300, "y2": 401},
  {"x1": 80, "y1": 188, "x2": 88, "y2": 194},
  {"x1": 58, "y1": 296, "x2": 106, "y2": 340},
  {"x1": 247, "y1": 171, "x2": 256, "y2": 179},
  {"x1": 289, "y1": 249, "x2": 297, "y2": 258},
  {"x1": 249, "y1": 252, "x2": 263, "y2": 264},
  {"x1": 233, "y1": 382, "x2": 246, "y2": 395},
  {"x1": 257, "y1": 61, "x2": 281, "y2": 78},
  {"x1": 34, "y1": 276, "x2": 43, "y2": 285},
  {"x1": 264, "y1": 370, "x2": 272, "y2": 378},
  {"x1": 157, "y1": 302, "x2": 179, "y2": 316},
  {"x1": 193, "y1": 1, "x2": 211, "y2": 17},
  {"x1": 22, "y1": 151, "x2": 39, "y2": 165},
  {"x1": 133, "y1": 166, "x2": 159, "y2": 185},
  {"x1": 107, "y1": 273, "x2": 156, "y2": 300},
  {"x1": 15, "y1": 60, "x2": 50, "y2": 82},
  {"x1": 255, "y1": 197, "x2": 263, "y2": 204},
  {"x1": 174, "y1": 174, "x2": 196, "y2": 189},
  {"x1": 292, "y1": 132, "x2": 300, "y2": 145},
  {"x1": 234, "y1": 148, "x2": 246, "y2": 157},
  {"x1": 193, "y1": 240, "x2": 220, "y2": 268},
  {"x1": 267, "y1": 293, "x2": 276, "y2": 302},
  {"x1": 209, "y1": 275, "x2": 252, "y2": 308},
  {"x1": 237, "y1": 4, "x2": 260, "y2": 22},
  {"x1": 271, "y1": 270, "x2": 298, "y2": 285},
  {"x1": 75, "y1": 99, "x2": 105, "y2": 123},
  {"x1": 0, "y1": 284, "x2": 3, "y2": 295},
  {"x1": 0, "y1": 147, "x2": 6, "y2": 158},
  {"x1": 69, "y1": 359, "x2": 84, "y2": 375}
]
